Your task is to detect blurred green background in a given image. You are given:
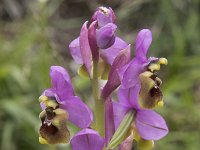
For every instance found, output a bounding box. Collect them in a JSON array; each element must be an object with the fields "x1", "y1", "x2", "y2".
[{"x1": 0, "y1": 0, "x2": 200, "y2": 150}]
